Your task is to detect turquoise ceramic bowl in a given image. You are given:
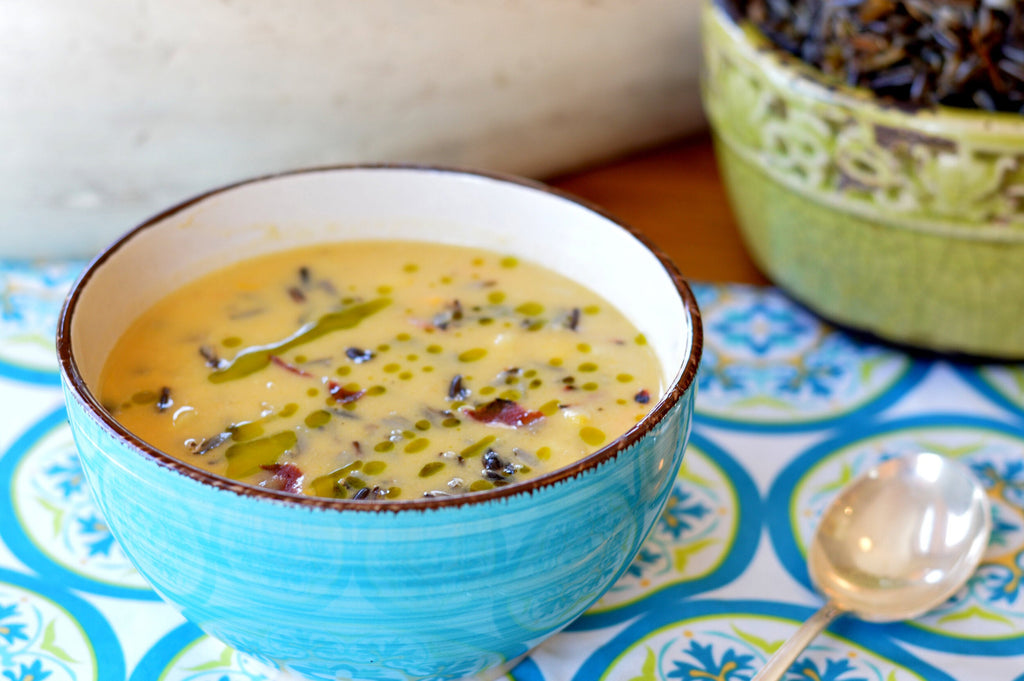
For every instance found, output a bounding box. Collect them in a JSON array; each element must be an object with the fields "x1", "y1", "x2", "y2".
[
  {"x1": 57, "y1": 166, "x2": 702, "y2": 681},
  {"x1": 701, "y1": 1, "x2": 1024, "y2": 358}
]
